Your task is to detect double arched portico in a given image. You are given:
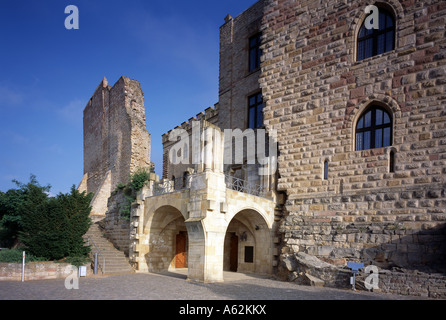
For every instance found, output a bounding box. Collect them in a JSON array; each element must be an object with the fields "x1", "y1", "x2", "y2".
[{"x1": 130, "y1": 172, "x2": 276, "y2": 282}]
